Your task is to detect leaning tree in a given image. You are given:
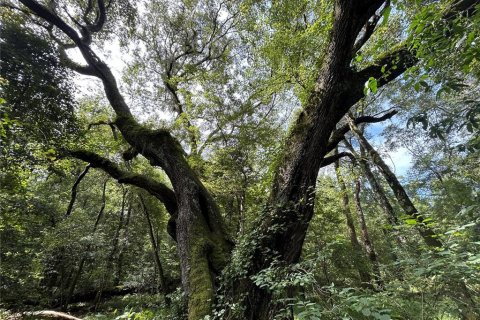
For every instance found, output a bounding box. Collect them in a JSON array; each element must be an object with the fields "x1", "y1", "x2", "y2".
[{"x1": 3, "y1": 0, "x2": 479, "y2": 319}]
